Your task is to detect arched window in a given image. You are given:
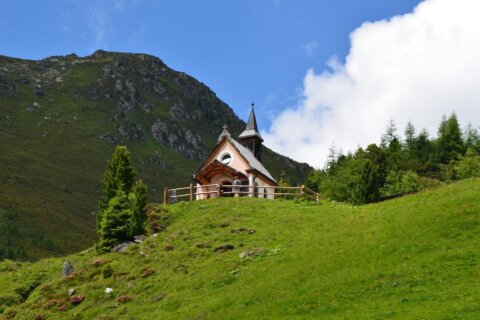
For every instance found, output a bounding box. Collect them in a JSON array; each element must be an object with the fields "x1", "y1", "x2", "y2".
[{"x1": 220, "y1": 152, "x2": 232, "y2": 165}]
